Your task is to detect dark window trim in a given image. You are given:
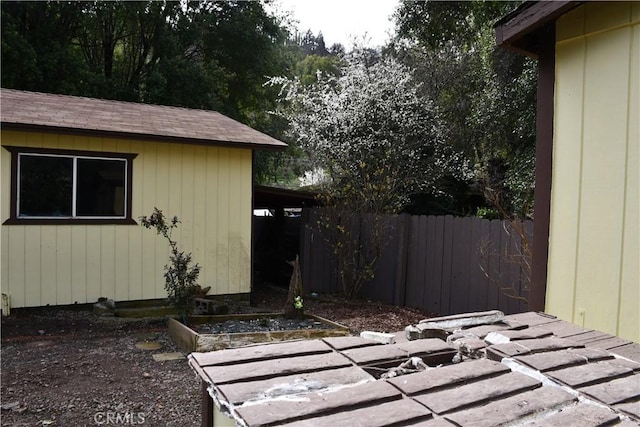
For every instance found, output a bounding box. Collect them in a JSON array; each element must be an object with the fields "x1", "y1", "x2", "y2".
[{"x1": 3, "y1": 146, "x2": 137, "y2": 225}]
